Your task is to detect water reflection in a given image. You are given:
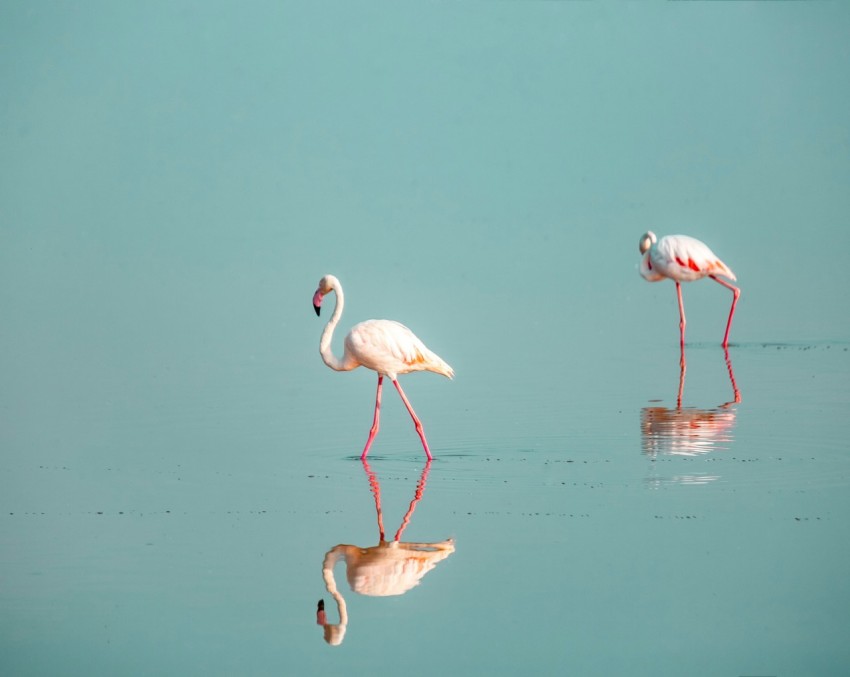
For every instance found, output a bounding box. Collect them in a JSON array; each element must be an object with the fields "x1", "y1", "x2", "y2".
[
  {"x1": 641, "y1": 406, "x2": 736, "y2": 457},
  {"x1": 642, "y1": 349, "x2": 740, "y2": 486},
  {"x1": 315, "y1": 460, "x2": 455, "y2": 646},
  {"x1": 676, "y1": 345, "x2": 740, "y2": 409}
]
